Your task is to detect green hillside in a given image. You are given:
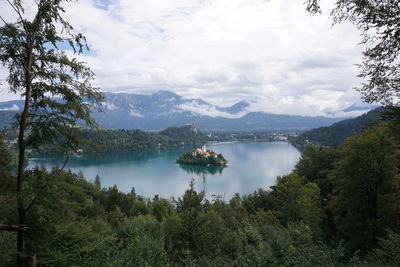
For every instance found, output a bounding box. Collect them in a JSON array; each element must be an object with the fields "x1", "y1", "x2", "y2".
[
  {"x1": 0, "y1": 111, "x2": 15, "y2": 129},
  {"x1": 291, "y1": 107, "x2": 385, "y2": 147},
  {"x1": 159, "y1": 124, "x2": 207, "y2": 142},
  {"x1": 31, "y1": 124, "x2": 208, "y2": 155}
]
